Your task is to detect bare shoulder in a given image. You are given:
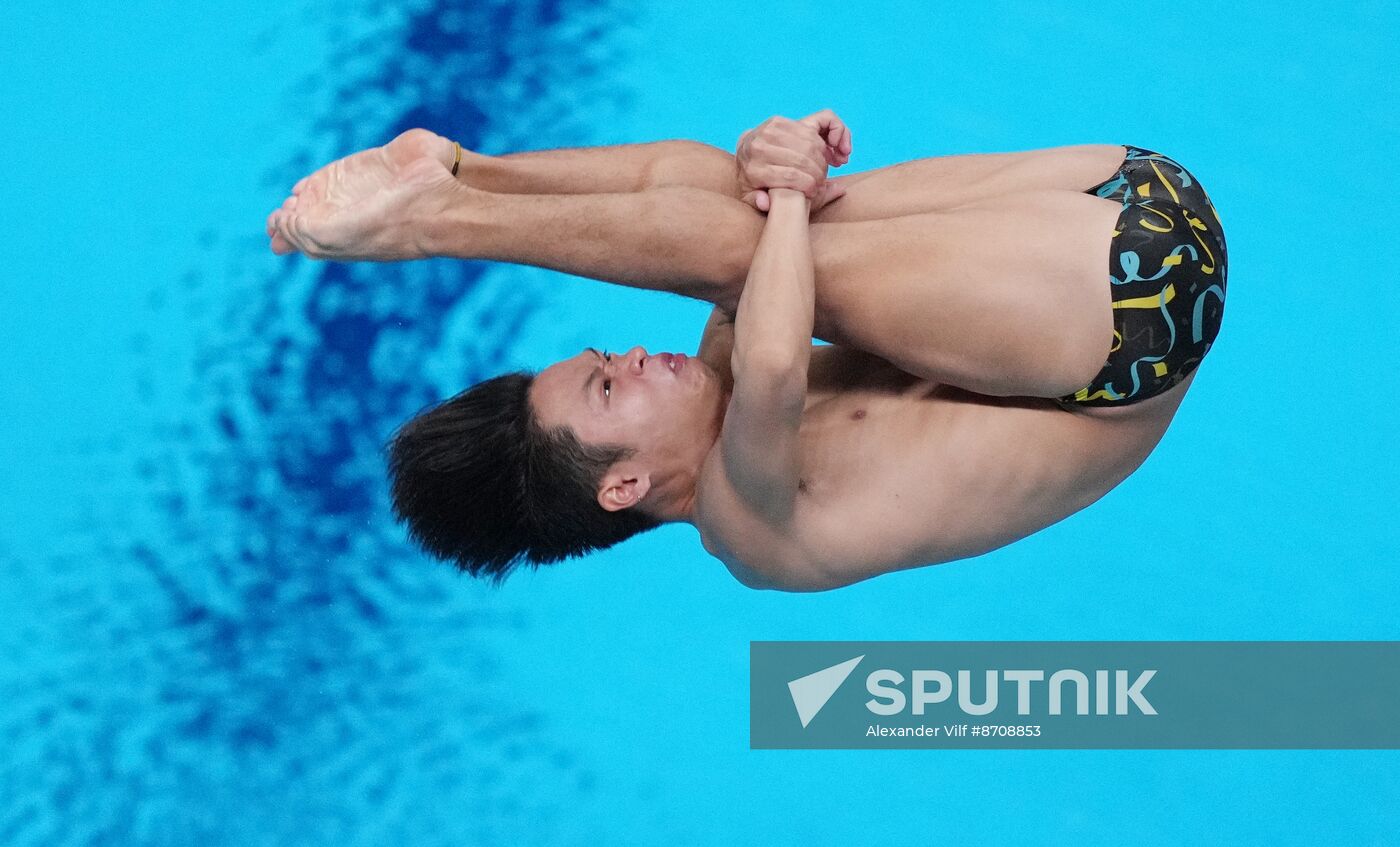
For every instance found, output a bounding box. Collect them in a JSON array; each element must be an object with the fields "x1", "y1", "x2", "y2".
[
  {"x1": 689, "y1": 343, "x2": 878, "y2": 591},
  {"x1": 691, "y1": 445, "x2": 812, "y2": 590}
]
